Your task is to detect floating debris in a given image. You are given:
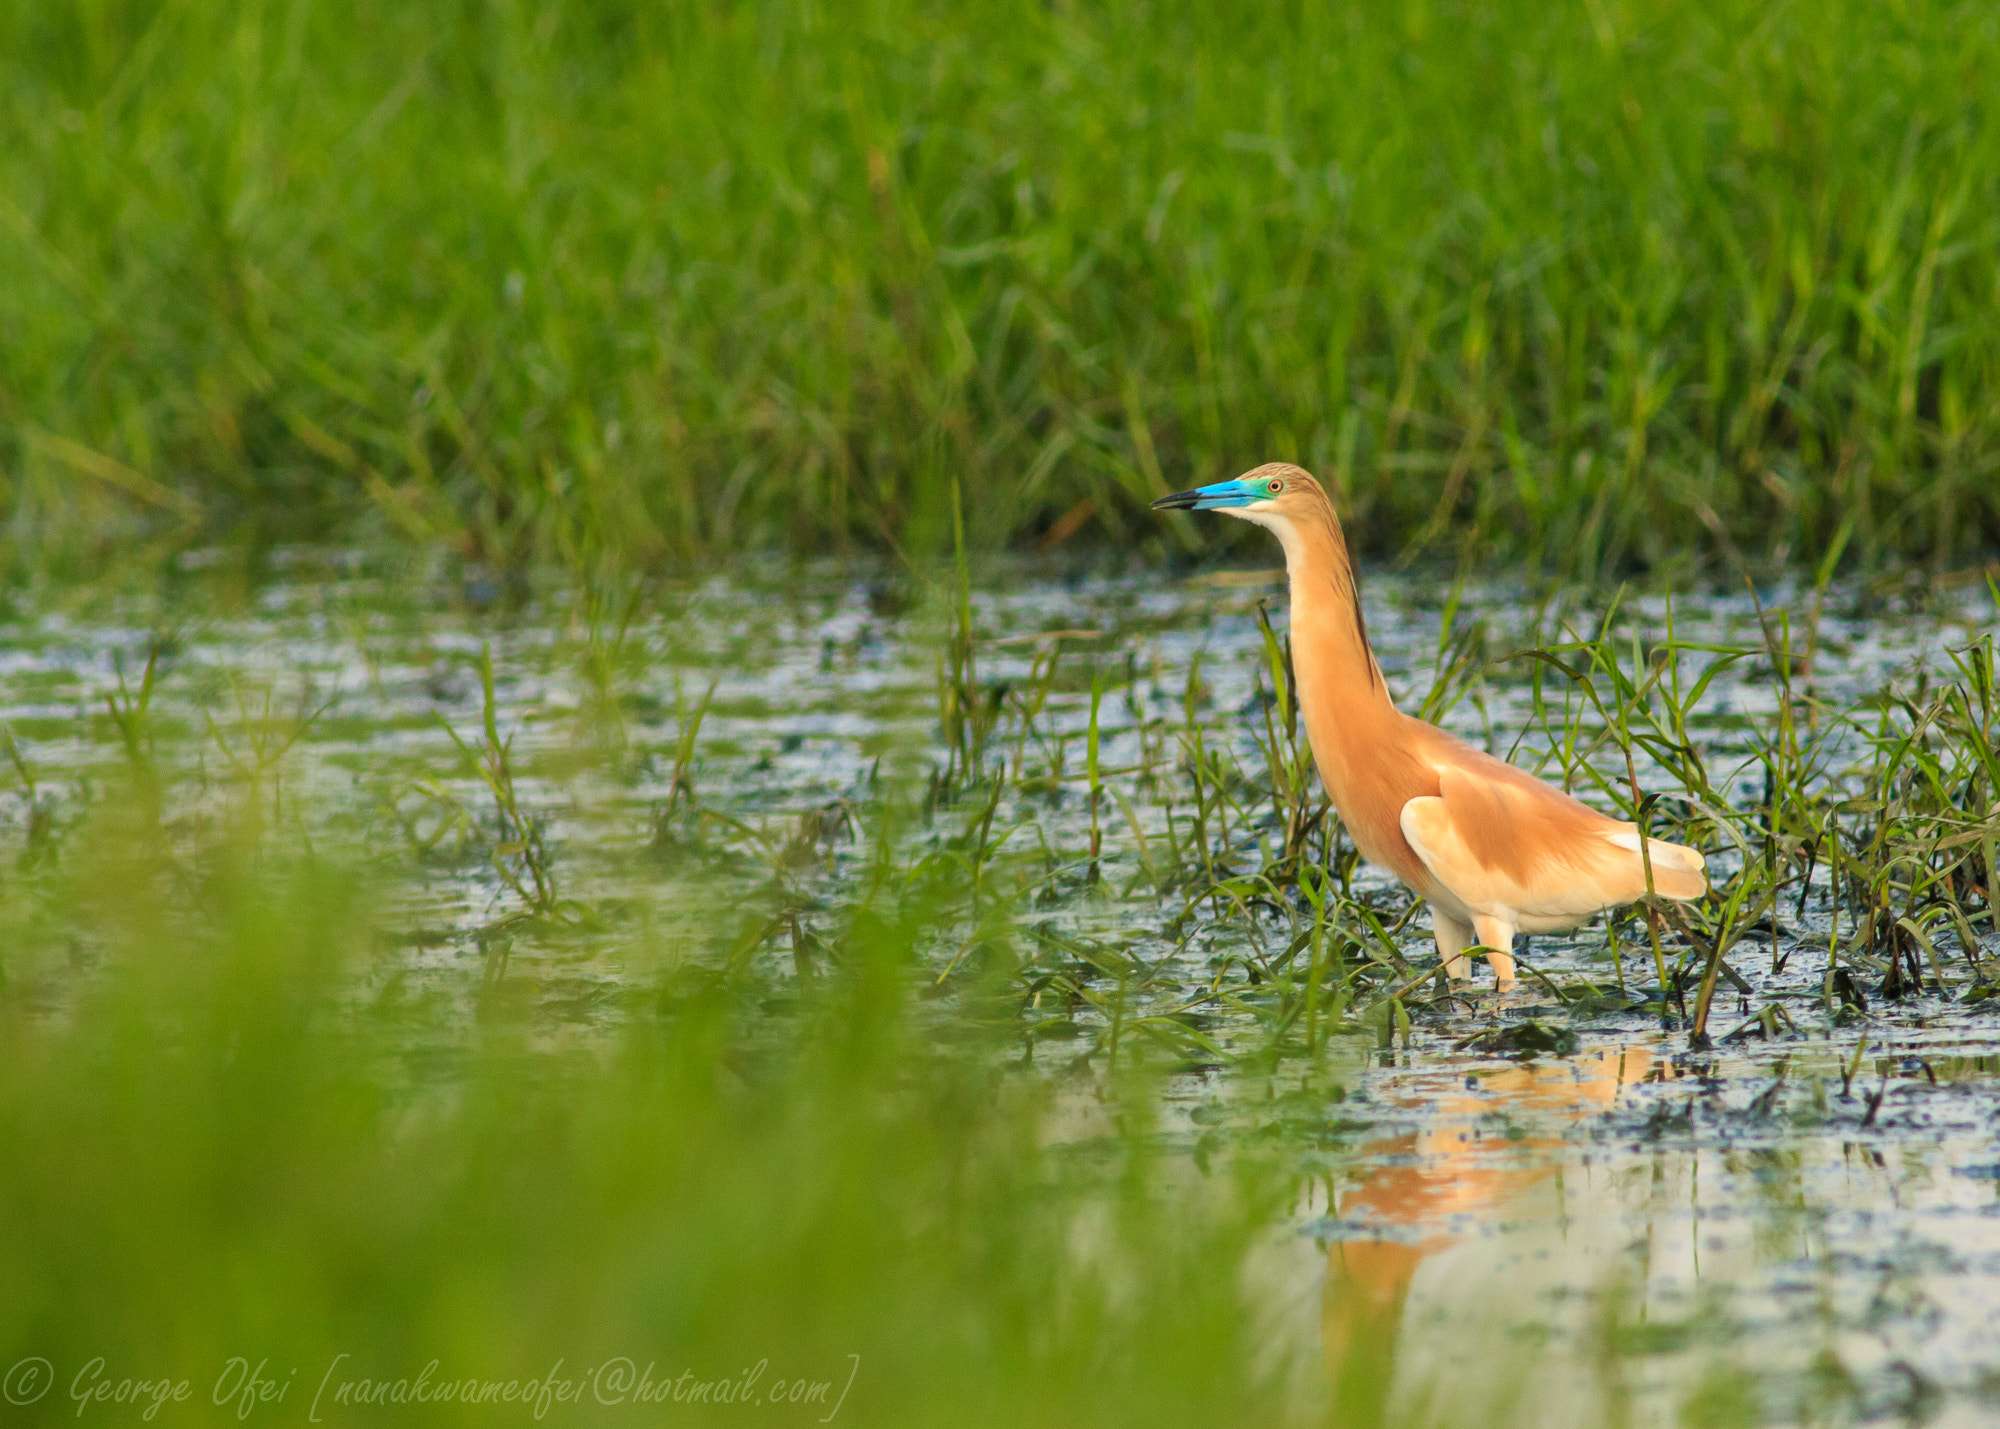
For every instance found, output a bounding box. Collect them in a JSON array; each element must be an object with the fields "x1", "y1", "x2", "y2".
[{"x1": 1453, "y1": 1020, "x2": 1582, "y2": 1059}]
